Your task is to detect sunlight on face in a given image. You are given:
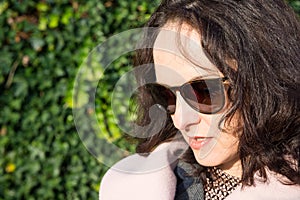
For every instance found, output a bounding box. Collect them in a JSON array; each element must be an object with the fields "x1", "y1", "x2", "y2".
[{"x1": 153, "y1": 22, "x2": 242, "y2": 177}]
